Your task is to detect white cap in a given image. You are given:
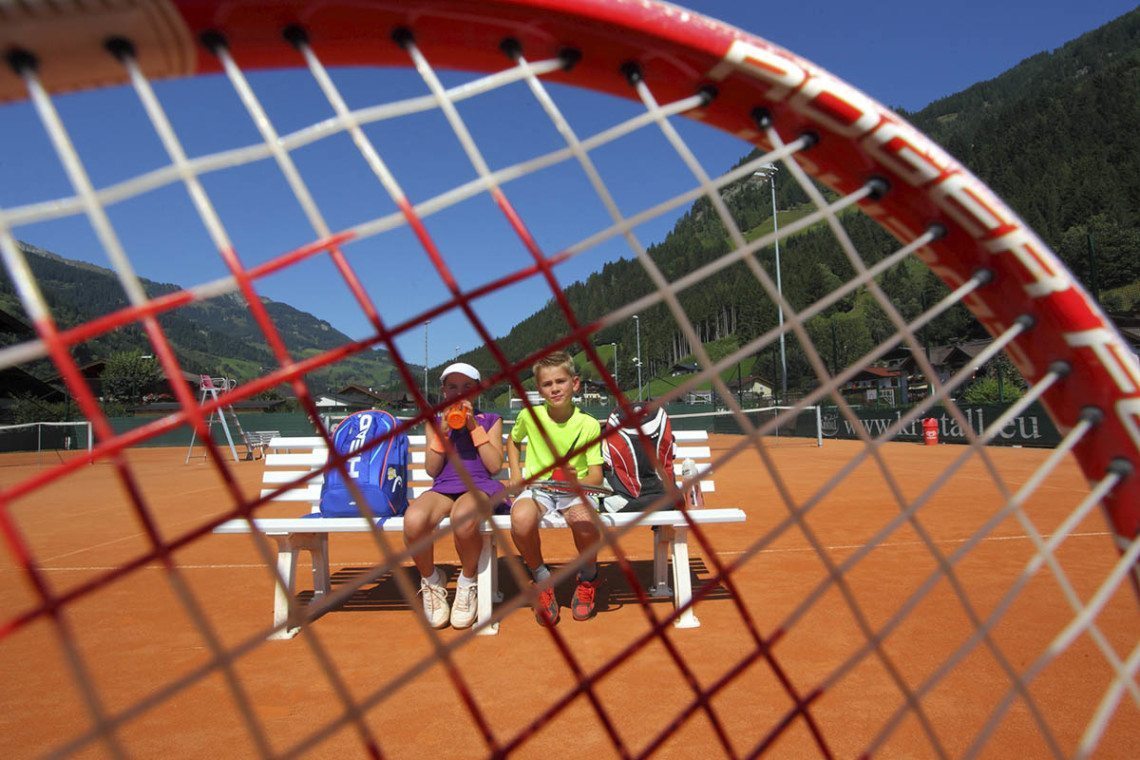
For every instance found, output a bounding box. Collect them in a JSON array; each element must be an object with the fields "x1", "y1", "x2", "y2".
[{"x1": 440, "y1": 362, "x2": 480, "y2": 382}]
